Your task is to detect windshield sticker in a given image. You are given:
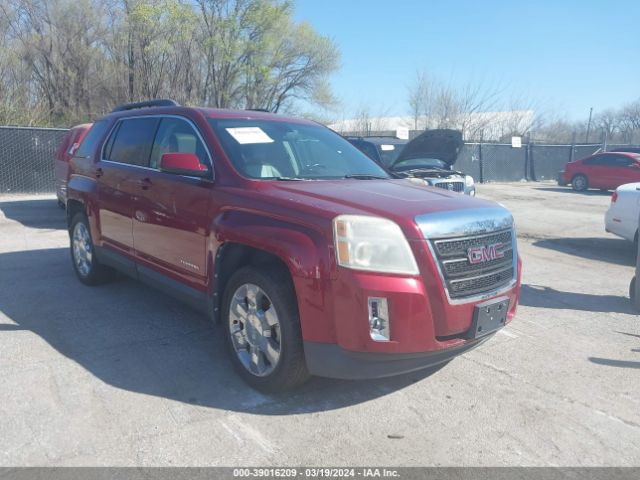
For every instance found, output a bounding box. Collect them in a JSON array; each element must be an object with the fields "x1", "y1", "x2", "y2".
[
  {"x1": 380, "y1": 144, "x2": 395, "y2": 151},
  {"x1": 226, "y1": 127, "x2": 274, "y2": 144}
]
